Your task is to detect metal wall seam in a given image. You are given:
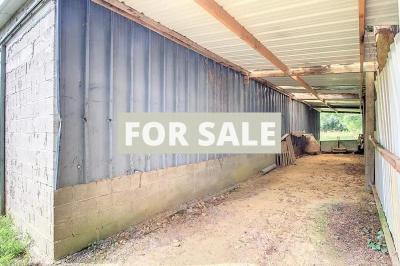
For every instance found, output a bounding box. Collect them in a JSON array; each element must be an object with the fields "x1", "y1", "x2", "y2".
[
  {"x1": 129, "y1": 20, "x2": 135, "y2": 173},
  {"x1": 374, "y1": 33, "x2": 400, "y2": 255},
  {"x1": 108, "y1": 12, "x2": 114, "y2": 178},
  {"x1": 83, "y1": 0, "x2": 91, "y2": 184},
  {"x1": 146, "y1": 29, "x2": 151, "y2": 172},
  {"x1": 54, "y1": 0, "x2": 61, "y2": 189},
  {"x1": 0, "y1": 45, "x2": 5, "y2": 214},
  {"x1": 162, "y1": 37, "x2": 167, "y2": 168}
]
